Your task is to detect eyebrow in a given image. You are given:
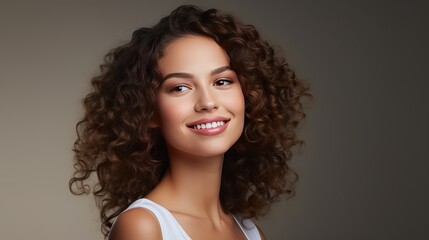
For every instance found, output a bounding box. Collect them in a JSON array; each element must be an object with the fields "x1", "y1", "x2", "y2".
[{"x1": 162, "y1": 66, "x2": 233, "y2": 81}]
